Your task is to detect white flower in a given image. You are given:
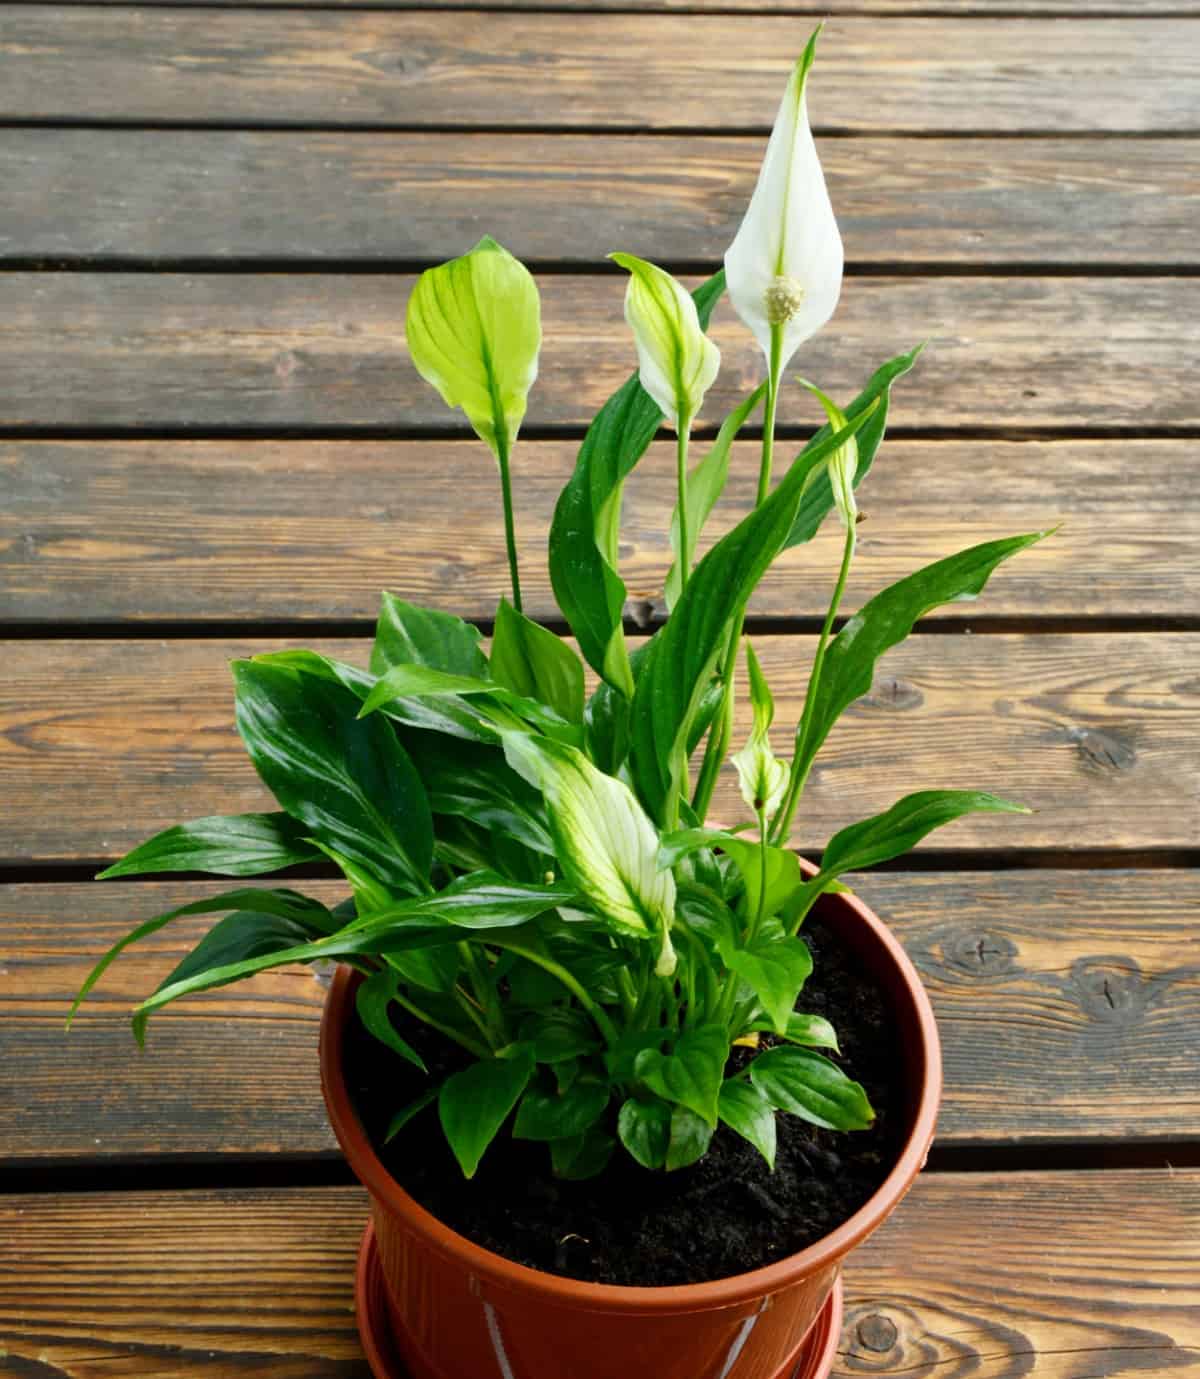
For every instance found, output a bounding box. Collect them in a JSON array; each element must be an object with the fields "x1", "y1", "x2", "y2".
[
  {"x1": 733, "y1": 737, "x2": 789, "y2": 819},
  {"x1": 799, "y1": 379, "x2": 858, "y2": 527},
  {"x1": 610, "y1": 252, "x2": 720, "y2": 429},
  {"x1": 724, "y1": 28, "x2": 843, "y2": 374}
]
